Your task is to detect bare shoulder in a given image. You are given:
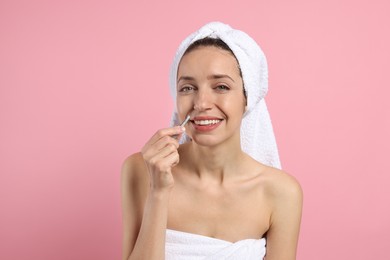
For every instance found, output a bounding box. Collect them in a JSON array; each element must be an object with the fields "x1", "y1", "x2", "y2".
[
  {"x1": 121, "y1": 153, "x2": 150, "y2": 259},
  {"x1": 122, "y1": 152, "x2": 145, "y2": 171},
  {"x1": 261, "y1": 166, "x2": 303, "y2": 206},
  {"x1": 241, "y1": 155, "x2": 302, "y2": 201},
  {"x1": 122, "y1": 152, "x2": 147, "y2": 179},
  {"x1": 121, "y1": 152, "x2": 149, "y2": 199},
  {"x1": 261, "y1": 166, "x2": 303, "y2": 238},
  {"x1": 120, "y1": 153, "x2": 149, "y2": 227},
  {"x1": 266, "y1": 167, "x2": 302, "y2": 195},
  {"x1": 259, "y1": 167, "x2": 303, "y2": 259}
]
